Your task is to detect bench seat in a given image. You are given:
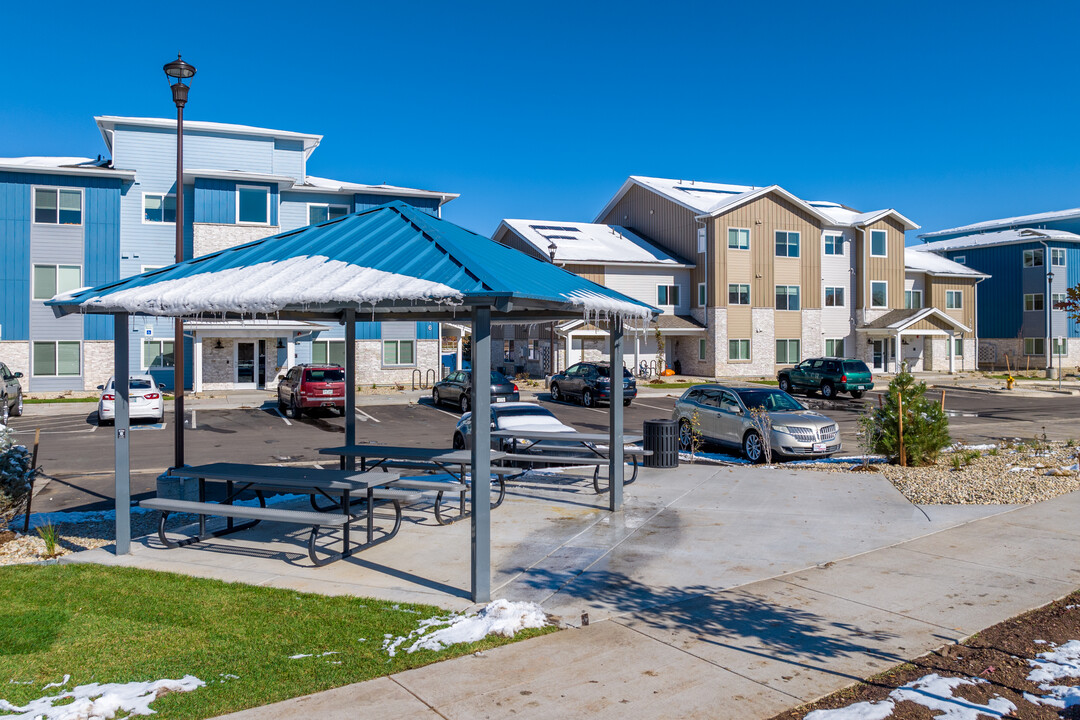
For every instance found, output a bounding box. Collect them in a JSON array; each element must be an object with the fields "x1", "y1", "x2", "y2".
[
  {"x1": 139, "y1": 498, "x2": 349, "y2": 526},
  {"x1": 394, "y1": 473, "x2": 505, "y2": 525}
]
